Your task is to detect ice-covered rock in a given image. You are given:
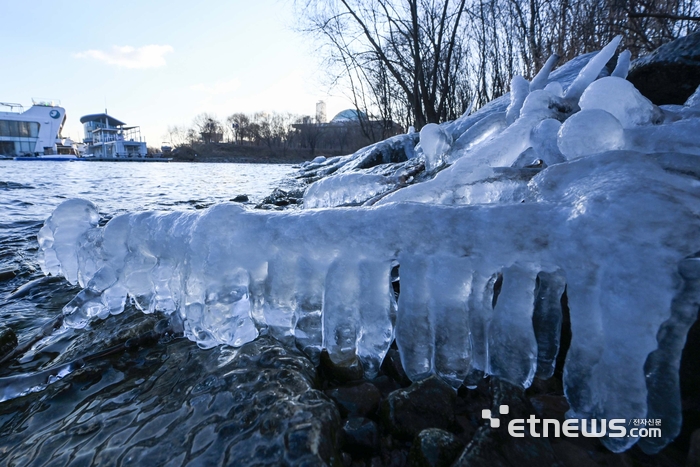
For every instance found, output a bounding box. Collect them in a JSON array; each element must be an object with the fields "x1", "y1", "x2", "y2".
[
  {"x1": 303, "y1": 173, "x2": 394, "y2": 208},
  {"x1": 579, "y1": 76, "x2": 662, "y2": 128},
  {"x1": 557, "y1": 109, "x2": 625, "y2": 159},
  {"x1": 297, "y1": 133, "x2": 418, "y2": 181},
  {"x1": 687, "y1": 84, "x2": 700, "y2": 107}
]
